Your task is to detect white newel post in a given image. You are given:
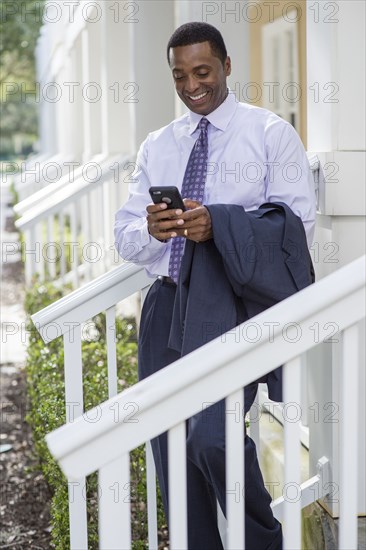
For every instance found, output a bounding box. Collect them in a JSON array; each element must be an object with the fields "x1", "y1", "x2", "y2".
[{"x1": 306, "y1": 0, "x2": 366, "y2": 516}]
